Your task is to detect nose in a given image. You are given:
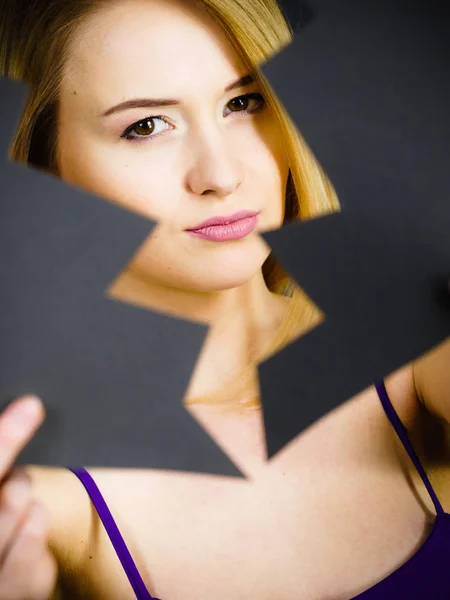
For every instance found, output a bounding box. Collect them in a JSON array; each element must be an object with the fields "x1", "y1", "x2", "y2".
[{"x1": 185, "y1": 127, "x2": 245, "y2": 199}]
